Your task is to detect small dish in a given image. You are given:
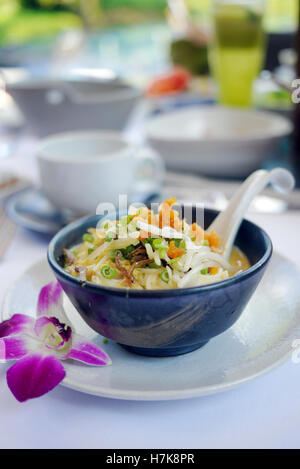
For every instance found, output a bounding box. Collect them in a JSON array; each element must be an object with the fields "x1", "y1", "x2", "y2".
[
  {"x1": 145, "y1": 106, "x2": 293, "y2": 177},
  {"x1": 6, "y1": 187, "x2": 76, "y2": 235},
  {"x1": 2, "y1": 253, "x2": 300, "y2": 400},
  {"x1": 6, "y1": 187, "x2": 161, "y2": 236},
  {"x1": 47, "y1": 208, "x2": 272, "y2": 357}
]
